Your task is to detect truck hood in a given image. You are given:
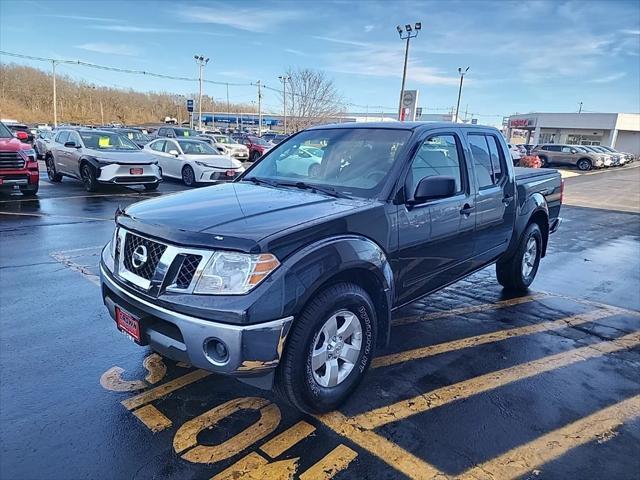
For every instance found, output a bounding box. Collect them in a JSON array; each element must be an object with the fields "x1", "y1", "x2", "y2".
[
  {"x1": 120, "y1": 182, "x2": 373, "y2": 253},
  {"x1": 0, "y1": 137, "x2": 30, "y2": 152}
]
